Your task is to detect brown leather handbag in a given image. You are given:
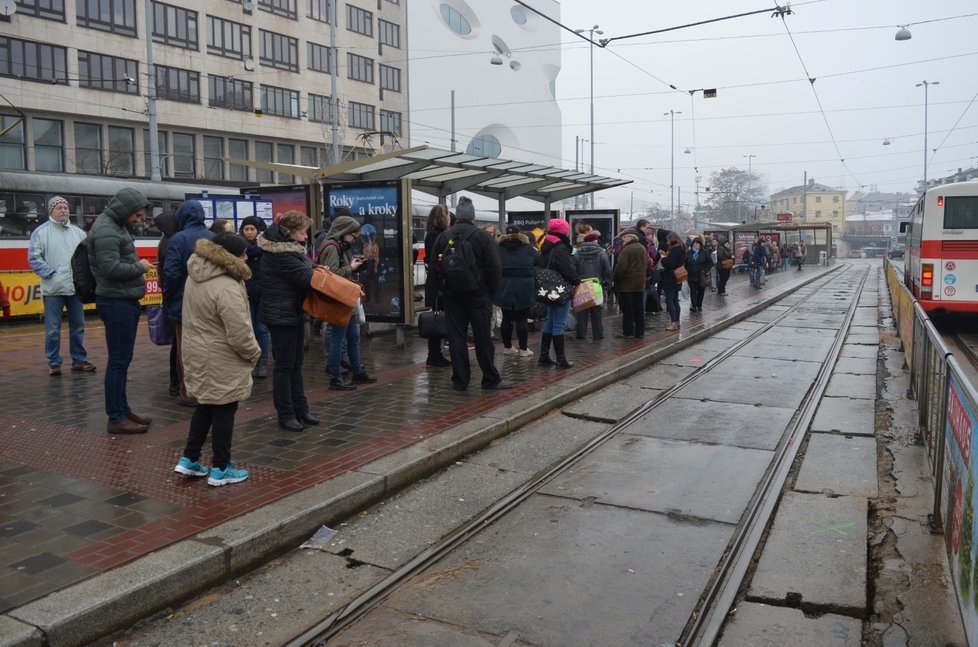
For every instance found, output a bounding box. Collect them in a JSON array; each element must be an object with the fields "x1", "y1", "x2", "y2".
[
  {"x1": 673, "y1": 265, "x2": 688, "y2": 284},
  {"x1": 302, "y1": 266, "x2": 362, "y2": 326}
]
